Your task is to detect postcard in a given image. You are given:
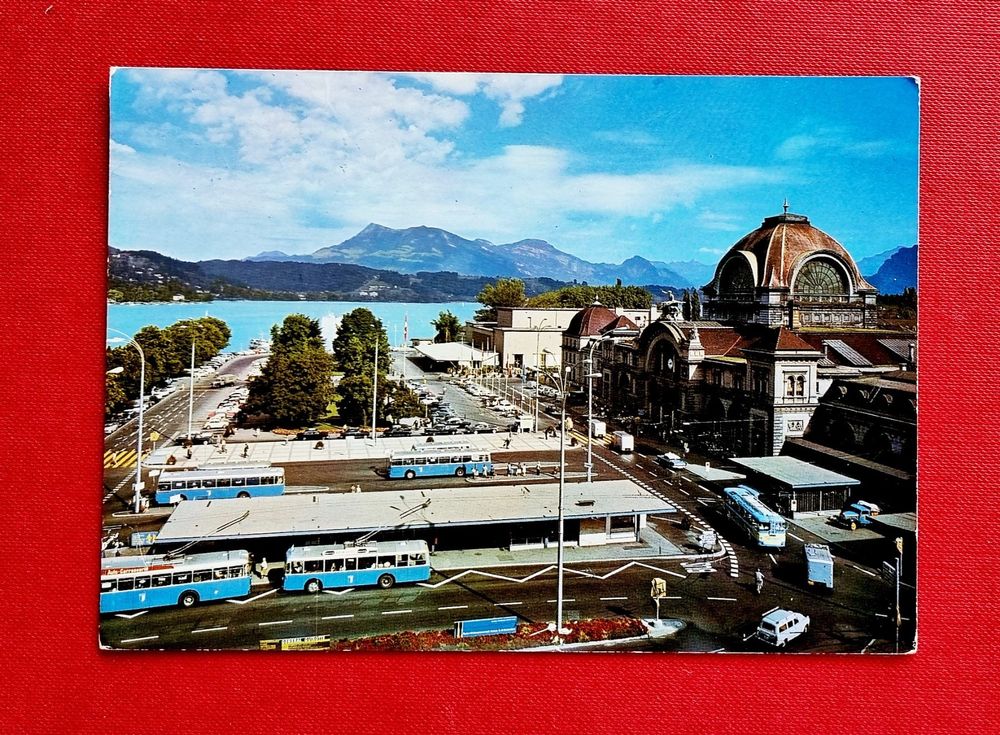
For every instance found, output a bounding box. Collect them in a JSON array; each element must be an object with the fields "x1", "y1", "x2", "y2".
[{"x1": 102, "y1": 70, "x2": 917, "y2": 652}]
